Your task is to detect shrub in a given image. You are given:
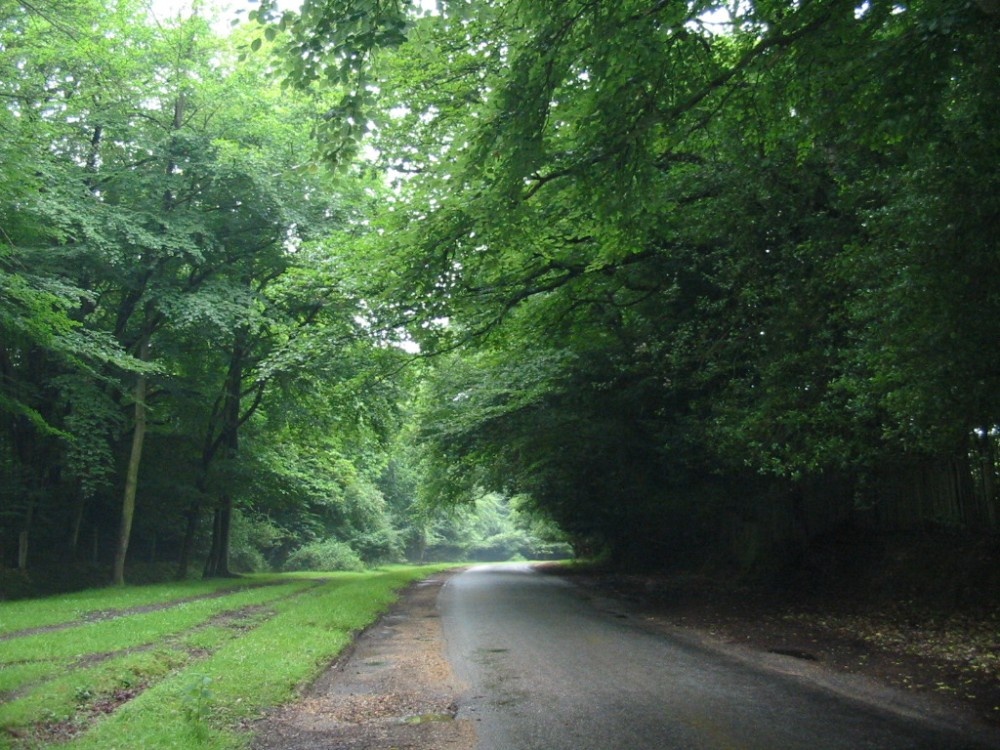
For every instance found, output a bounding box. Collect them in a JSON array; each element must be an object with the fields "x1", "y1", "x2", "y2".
[
  {"x1": 349, "y1": 528, "x2": 405, "y2": 566},
  {"x1": 0, "y1": 566, "x2": 35, "y2": 600},
  {"x1": 282, "y1": 539, "x2": 364, "y2": 572},
  {"x1": 228, "y1": 511, "x2": 284, "y2": 573}
]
